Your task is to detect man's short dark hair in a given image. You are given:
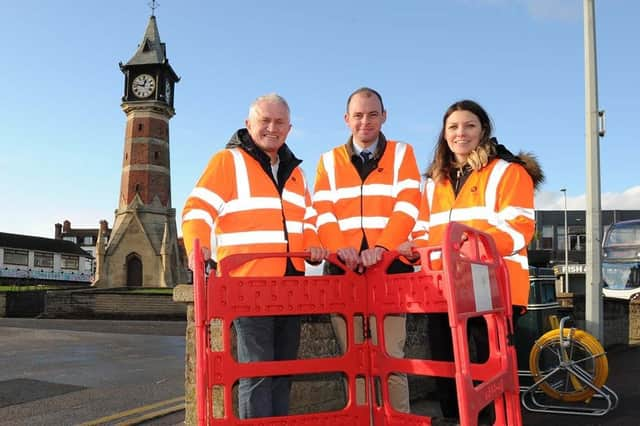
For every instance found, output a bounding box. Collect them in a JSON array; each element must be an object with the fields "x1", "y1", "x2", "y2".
[{"x1": 346, "y1": 87, "x2": 385, "y2": 113}]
